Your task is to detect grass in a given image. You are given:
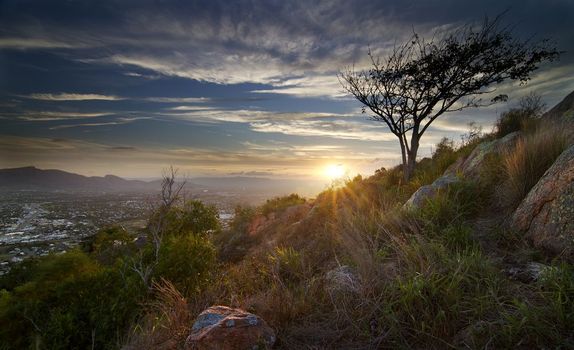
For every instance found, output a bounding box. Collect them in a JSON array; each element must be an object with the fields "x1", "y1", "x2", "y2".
[
  {"x1": 501, "y1": 124, "x2": 571, "y2": 209},
  {"x1": 4, "y1": 106, "x2": 574, "y2": 349}
]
